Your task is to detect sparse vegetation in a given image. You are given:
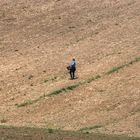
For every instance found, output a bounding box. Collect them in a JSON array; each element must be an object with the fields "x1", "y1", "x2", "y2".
[
  {"x1": 16, "y1": 95, "x2": 46, "y2": 107},
  {"x1": 47, "y1": 83, "x2": 80, "y2": 97},
  {"x1": 106, "y1": 57, "x2": 140, "y2": 75},
  {"x1": 44, "y1": 79, "x2": 49, "y2": 83},
  {"x1": 16, "y1": 56, "x2": 140, "y2": 107},
  {"x1": 48, "y1": 128, "x2": 54, "y2": 133},
  {"x1": 16, "y1": 100, "x2": 34, "y2": 107},
  {"x1": 106, "y1": 65, "x2": 125, "y2": 74},
  {"x1": 0, "y1": 125, "x2": 139, "y2": 140},
  {"x1": 87, "y1": 75, "x2": 101, "y2": 83},
  {"x1": 47, "y1": 88, "x2": 67, "y2": 97},
  {"x1": 66, "y1": 84, "x2": 80, "y2": 90},
  {"x1": 79, "y1": 125, "x2": 103, "y2": 132},
  {"x1": 16, "y1": 83, "x2": 80, "y2": 107},
  {"x1": 1, "y1": 0, "x2": 140, "y2": 138}
]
